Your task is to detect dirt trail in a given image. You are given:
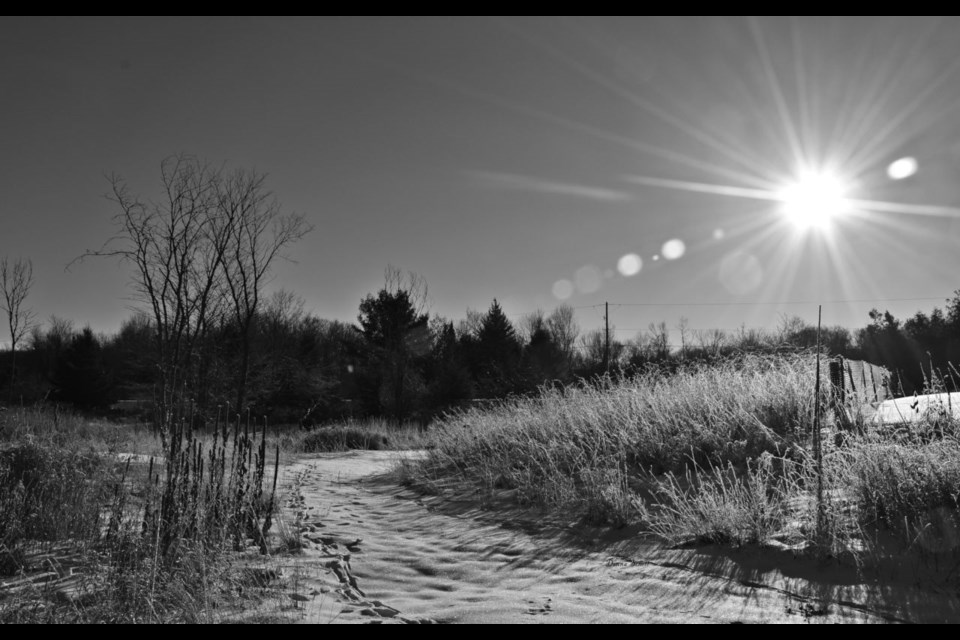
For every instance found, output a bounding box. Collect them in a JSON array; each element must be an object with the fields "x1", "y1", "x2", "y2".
[{"x1": 276, "y1": 450, "x2": 960, "y2": 624}]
